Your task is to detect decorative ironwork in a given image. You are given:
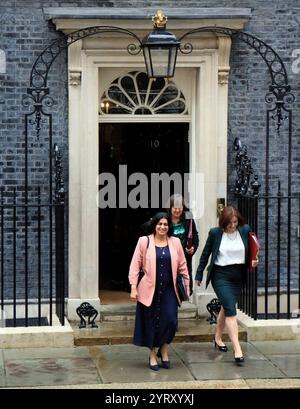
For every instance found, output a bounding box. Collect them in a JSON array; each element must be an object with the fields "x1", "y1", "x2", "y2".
[
  {"x1": 179, "y1": 27, "x2": 287, "y2": 85},
  {"x1": 30, "y1": 26, "x2": 142, "y2": 90},
  {"x1": 234, "y1": 137, "x2": 261, "y2": 197},
  {"x1": 265, "y1": 85, "x2": 295, "y2": 134},
  {"x1": 24, "y1": 25, "x2": 294, "y2": 137},
  {"x1": 251, "y1": 175, "x2": 261, "y2": 197},
  {"x1": 22, "y1": 87, "x2": 54, "y2": 140},
  {"x1": 23, "y1": 26, "x2": 142, "y2": 138},
  {"x1": 178, "y1": 27, "x2": 294, "y2": 134},
  {"x1": 206, "y1": 298, "x2": 221, "y2": 325},
  {"x1": 76, "y1": 302, "x2": 98, "y2": 329},
  {"x1": 54, "y1": 144, "x2": 65, "y2": 204}
]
